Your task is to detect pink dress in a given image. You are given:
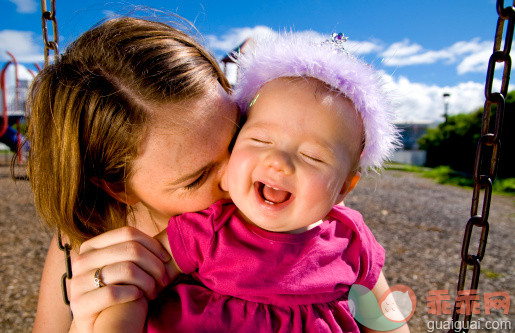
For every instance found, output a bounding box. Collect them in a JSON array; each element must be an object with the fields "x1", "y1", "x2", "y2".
[{"x1": 146, "y1": 199, "x2": 384, "y2": 332}]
